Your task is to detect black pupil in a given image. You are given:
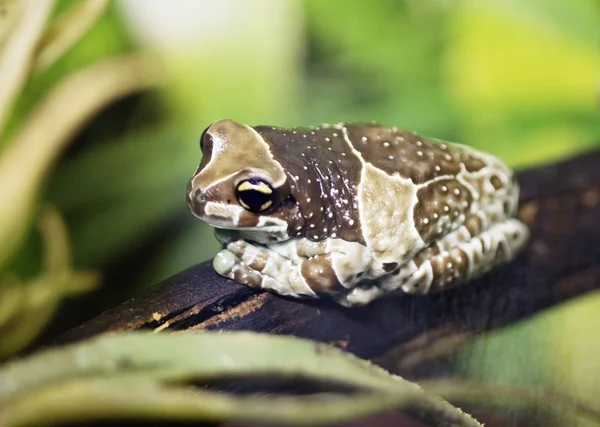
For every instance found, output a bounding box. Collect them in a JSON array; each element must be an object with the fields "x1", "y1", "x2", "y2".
[{"x1": 236, "y1": 180, "x2": 274, "y2": 213}]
